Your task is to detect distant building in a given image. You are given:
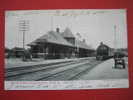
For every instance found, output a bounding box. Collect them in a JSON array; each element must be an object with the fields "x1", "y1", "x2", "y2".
[
  {"x1": 8, "y1": 47, "x2": 25, "y2": 58},
  {"x1": 28, "y1": 28, "x2": 95, "y2": 59}
]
